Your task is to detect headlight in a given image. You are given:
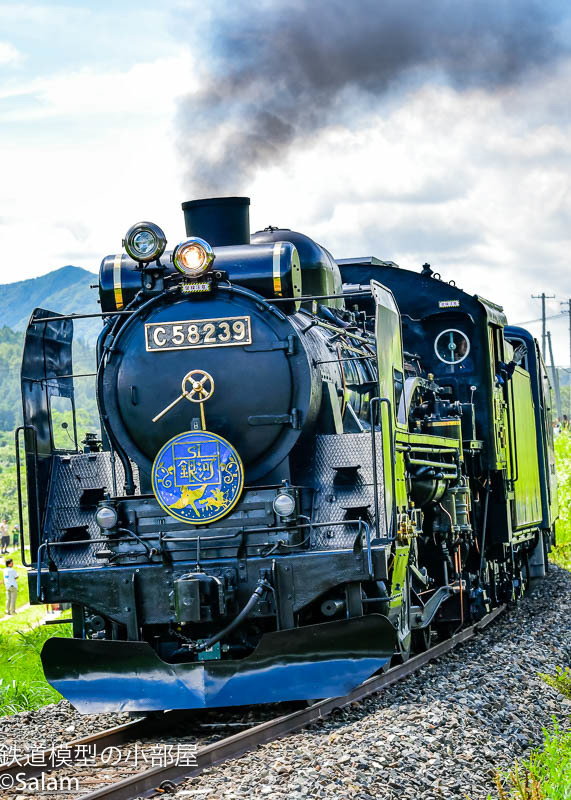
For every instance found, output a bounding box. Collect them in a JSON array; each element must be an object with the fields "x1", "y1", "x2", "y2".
[
  {"x1": 95, "y1": 506, "x2": 118, "y2": 530},
  {"x1": 172, "y1": 237, "x2": 214, "y2": 278},
  {"x1": 273, "y1": 492, "x2": 296, "y2": 518},
  {"x1": 123, "y1": 221, "x2": 167, "y2": 263}
]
